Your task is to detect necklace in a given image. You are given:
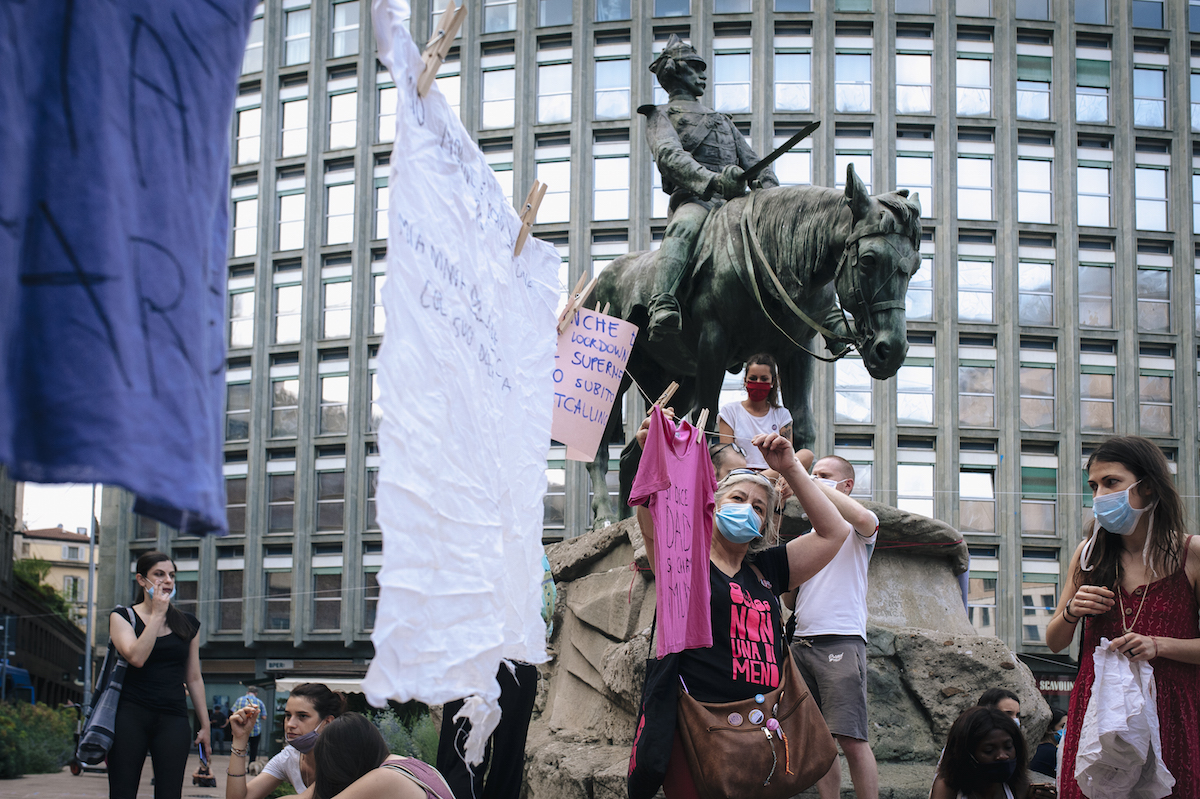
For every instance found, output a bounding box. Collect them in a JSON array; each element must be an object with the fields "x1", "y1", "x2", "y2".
[{"x1": 1117, "y1": 566, "x2": 1150, "y2": 634}]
